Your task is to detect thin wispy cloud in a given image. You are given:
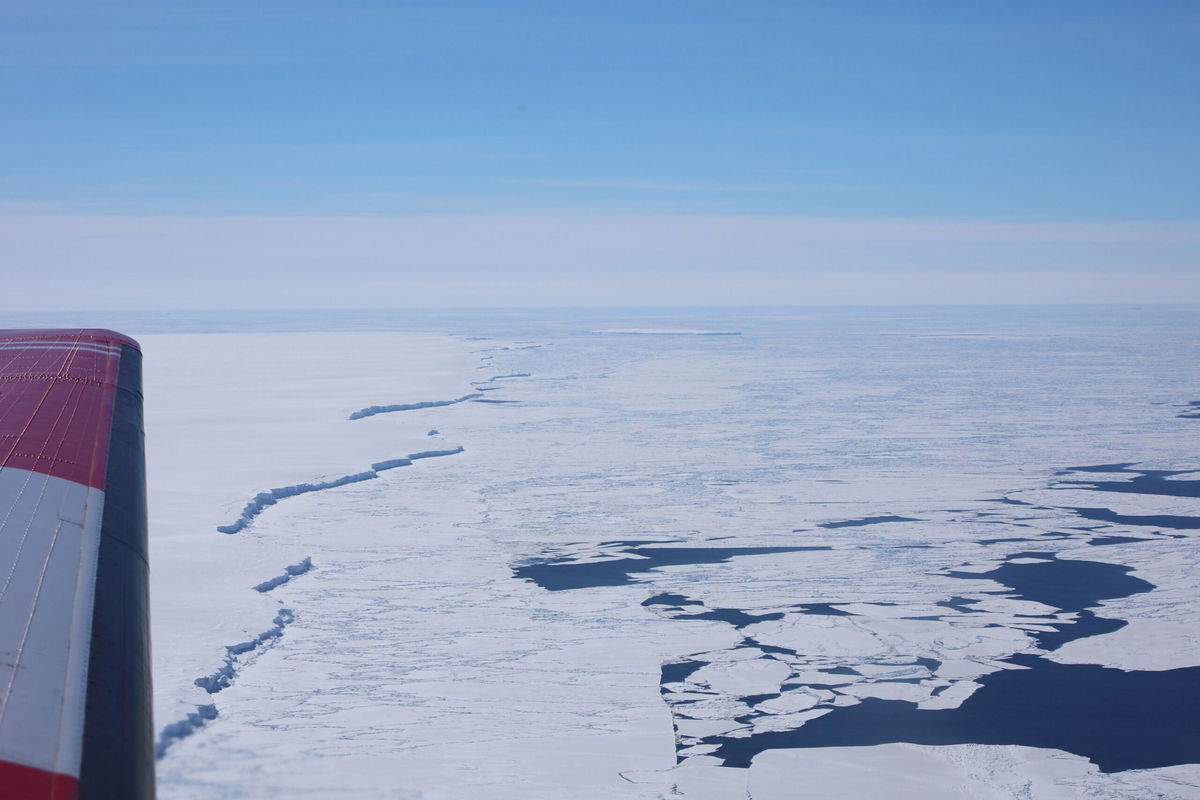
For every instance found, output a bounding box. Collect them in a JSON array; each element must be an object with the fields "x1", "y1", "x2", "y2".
[
  {"x1": 514, "y1": 179, "x2": 781, "y2": 193},
  {"x1": 1, "y1": 213, "x2": 1196, "y2": 310}
]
